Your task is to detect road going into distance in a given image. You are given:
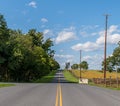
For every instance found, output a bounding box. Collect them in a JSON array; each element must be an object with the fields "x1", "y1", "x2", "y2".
[{"x1": 0, "y1": 71, "x2": 120, "y2": 106}]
